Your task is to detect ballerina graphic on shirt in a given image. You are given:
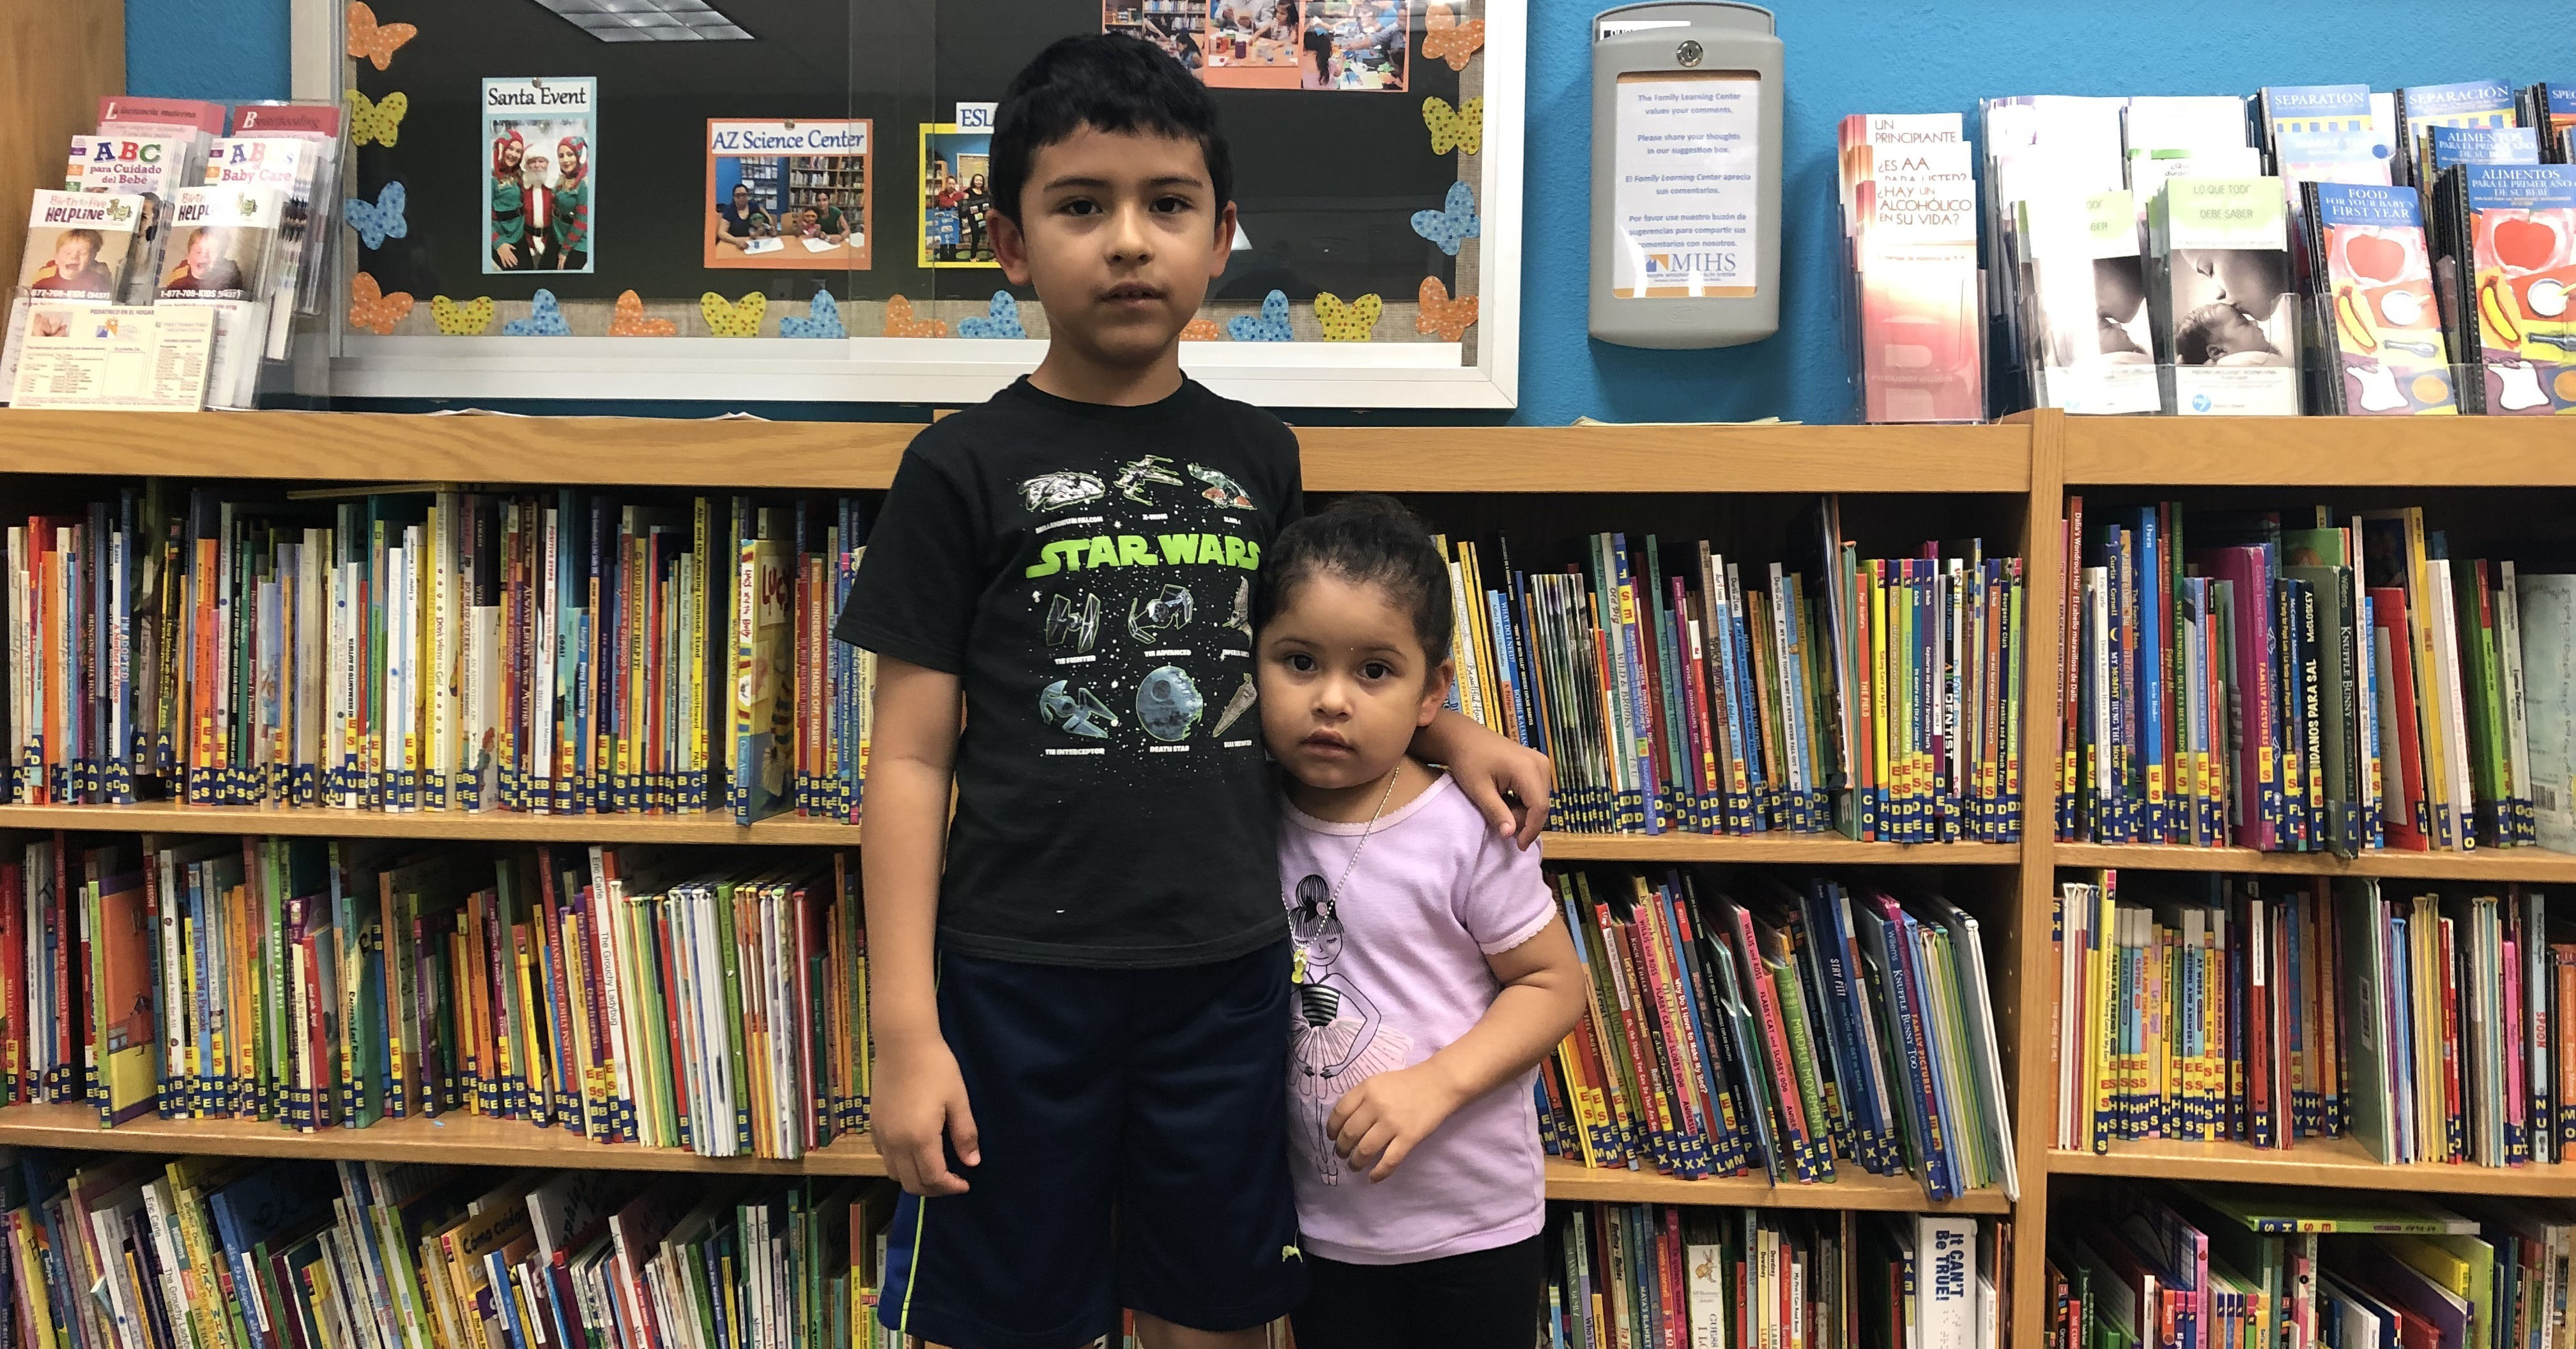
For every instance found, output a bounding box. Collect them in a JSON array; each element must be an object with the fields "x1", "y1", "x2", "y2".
[{"x1": 1287, "y1": 873, "x2": 1413, "y2": 1186}]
